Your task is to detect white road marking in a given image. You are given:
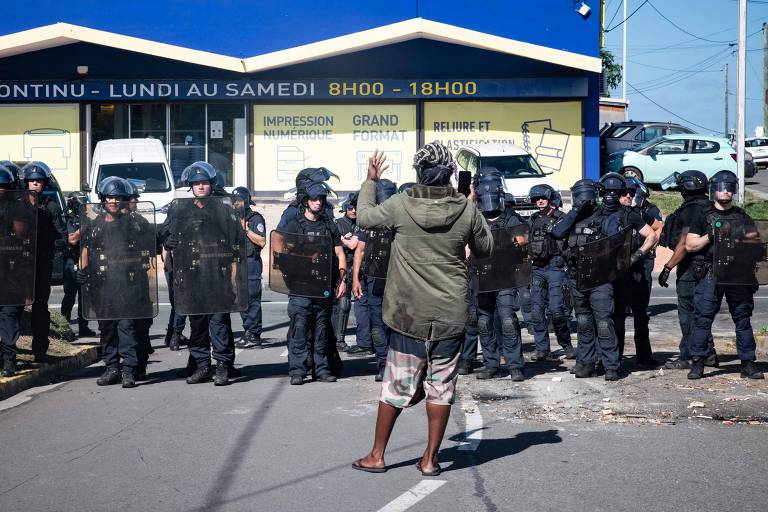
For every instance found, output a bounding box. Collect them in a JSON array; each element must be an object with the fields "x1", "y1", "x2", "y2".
[
  {"x1": 458, "y1": 398, "x2": 483, "y2": 452},
  {"x1": 51, "y1": 301, "x2": 291, "y2": 309},
  {"x1": 0, "y1": 382, "x2": 65, "y2": 413},
  {"x1": 376, "y1": 480, "x2": 447, "y2": 512},
  {"x1": 280, "y1": 349, "x2": 288, "y2": 357}
]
